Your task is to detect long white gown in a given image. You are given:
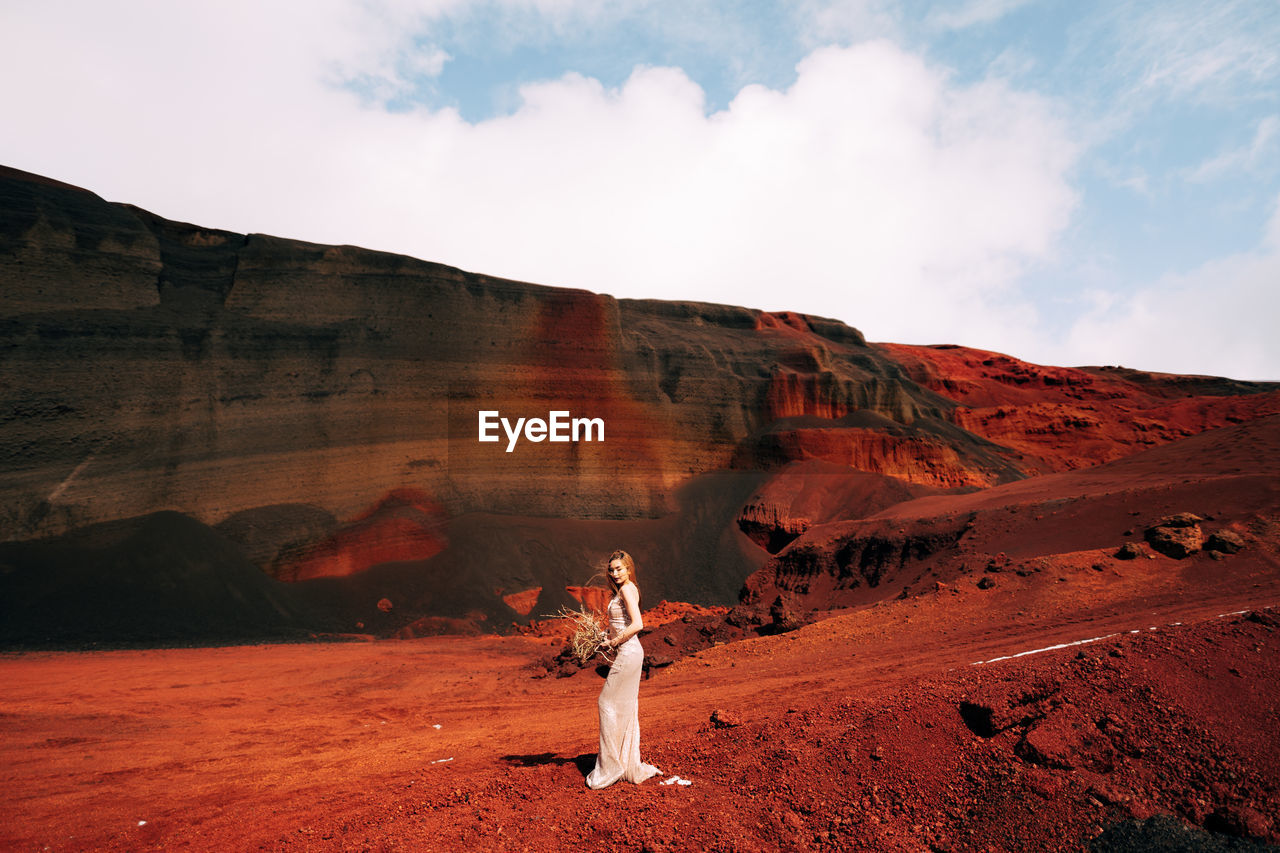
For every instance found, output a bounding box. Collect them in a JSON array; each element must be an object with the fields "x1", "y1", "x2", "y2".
[{"x1": 585, "y1": 591, "x2": 661, "y2": 789}]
